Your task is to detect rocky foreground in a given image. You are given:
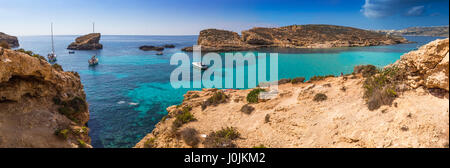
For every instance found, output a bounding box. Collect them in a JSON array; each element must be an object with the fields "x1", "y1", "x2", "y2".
[
  {"x1": 182, "y1": 24, "x2": 410, "y2": 52},
  {"x1": 67, "y1": 33, "x2": 103, "y2": 50},
  {"x1": 0, "y1": 47, "x2": 91, "y2": 148},
  {"x1": 0, "y1": 32, "x2": 19, "y2": 48},
  {"x1": 137, "y1": 38, "x2": 449, "y2": 148}
]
